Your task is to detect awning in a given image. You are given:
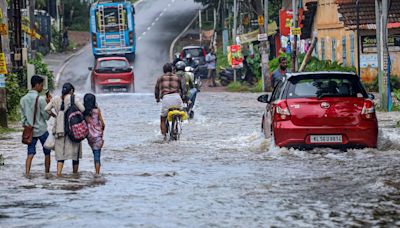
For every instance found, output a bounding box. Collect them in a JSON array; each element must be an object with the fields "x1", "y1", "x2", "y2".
[{"x1": 239, "y1": 22, "x2": 277, "y2": 44}]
